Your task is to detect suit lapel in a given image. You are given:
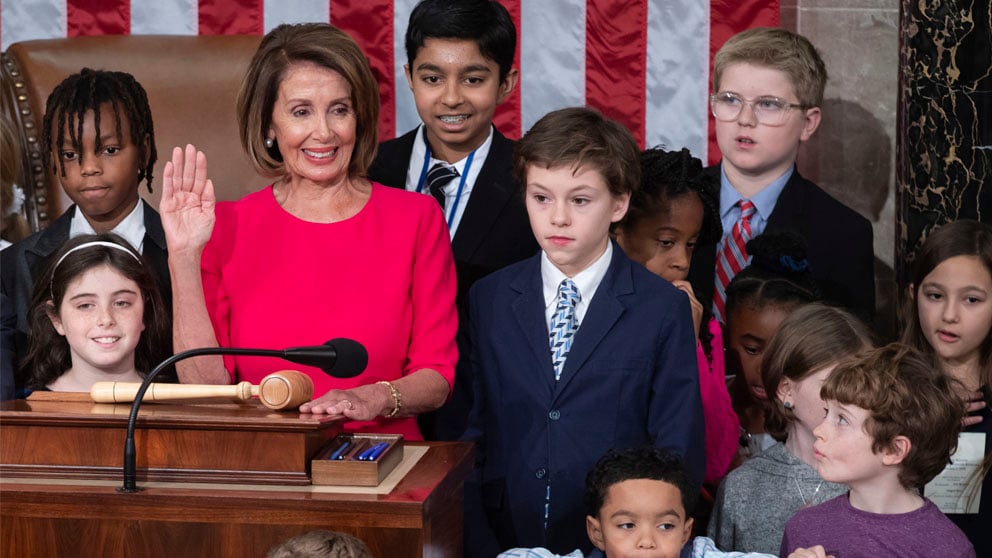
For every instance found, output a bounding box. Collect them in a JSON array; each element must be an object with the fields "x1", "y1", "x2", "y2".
[
  {"x1": 370, "y1": 128, "x2": 418, "y2": 189},
  {"x1": 551, "y1": 246, "x2": 630, "y2": 402},
  {"x1": 26, "y1": 208, "x2": 74, "y2": 268},
  {"x1": 142, "y1": 203, "x2": 172, "y2": 294},
  {"x1": 510, "y1": 256, "x2": 557, "y2": 396},
  {"x1": 451, "y1": 129, "x2": 517, "y2": 262},
  {"x1": 765, "y1": 170, "x2": 806, "y2": 232},
  {"x1": 142, "y1": 203, "x2": 168, "y2": 253}
]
